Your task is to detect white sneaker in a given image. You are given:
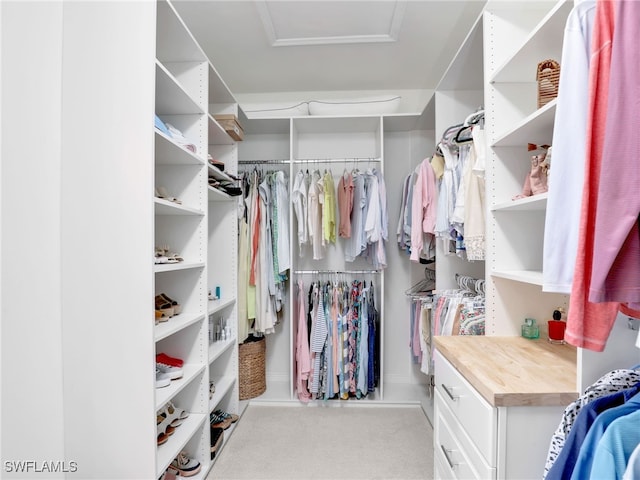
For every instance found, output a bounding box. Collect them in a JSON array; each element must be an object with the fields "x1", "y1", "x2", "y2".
[
  {"x1": 156, "y1": 368, "x2": 171, "y2": 388},
  {"x1": 157, "y1": 362, "x2": 183, "y2": 380}
]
